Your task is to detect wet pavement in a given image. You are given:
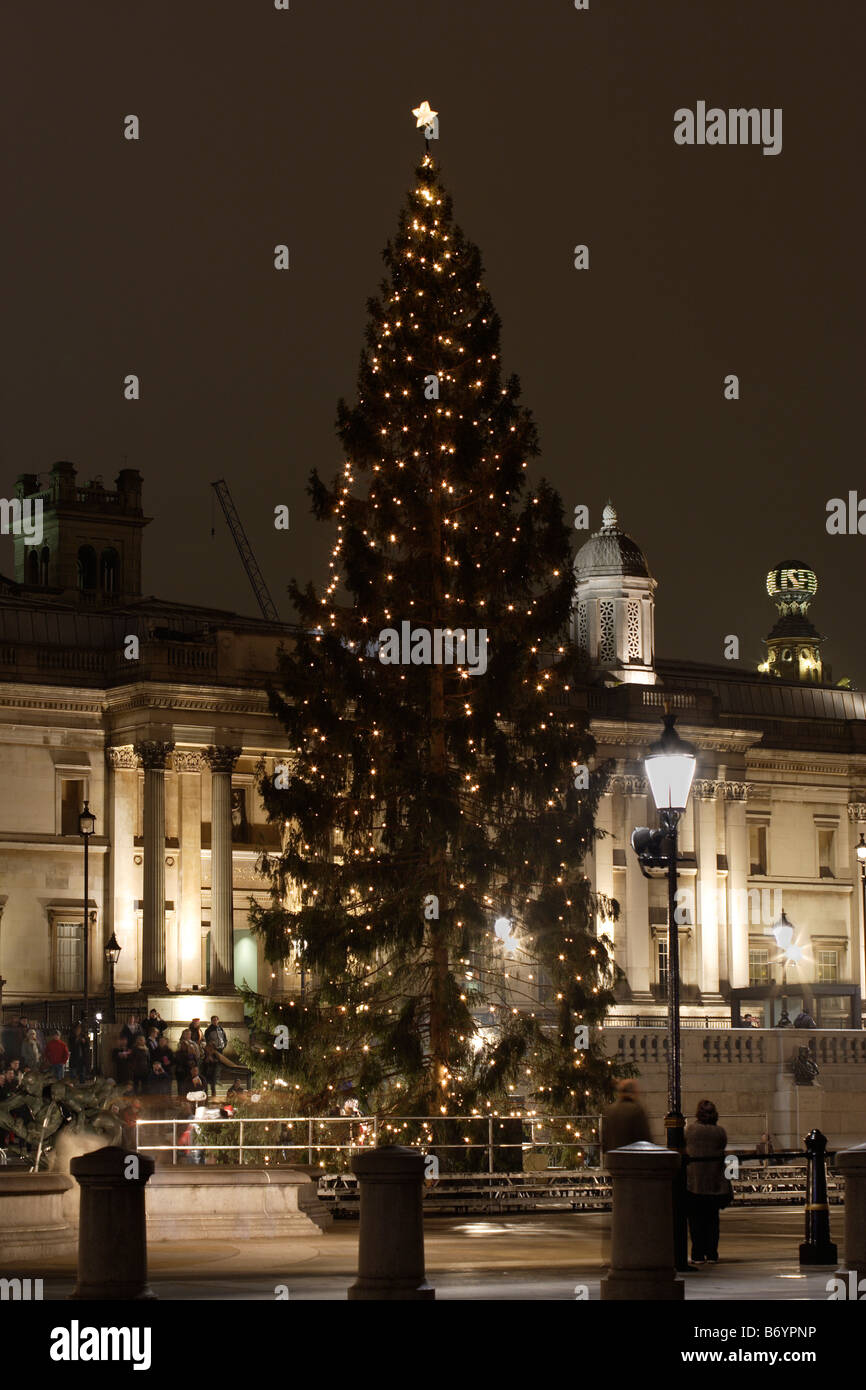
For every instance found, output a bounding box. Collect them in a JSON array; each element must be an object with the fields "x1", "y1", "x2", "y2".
[{"x1": 20, "y1": 1207, "x2": 848, "y2": 1300}]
